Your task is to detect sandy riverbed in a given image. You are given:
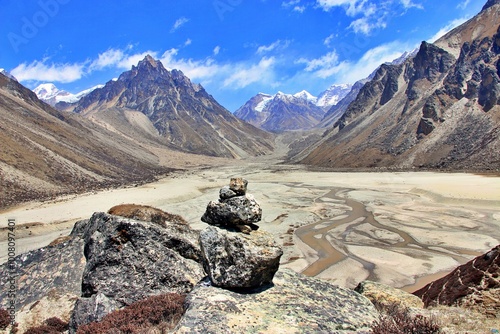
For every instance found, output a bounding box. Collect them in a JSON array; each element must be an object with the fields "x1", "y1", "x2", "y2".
[{"x1": 1, "y1": 164, "x2": 499, "y2": 291}]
